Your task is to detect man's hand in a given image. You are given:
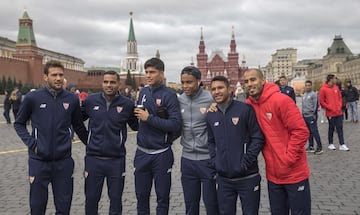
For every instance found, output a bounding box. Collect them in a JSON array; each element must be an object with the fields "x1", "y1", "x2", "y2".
[
  {"x1": 134, "y1": 108, "x2": 149, "y2": 121},
  {"x1": 207, "y1": 103, "x2": 218, "y2": 112}
]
